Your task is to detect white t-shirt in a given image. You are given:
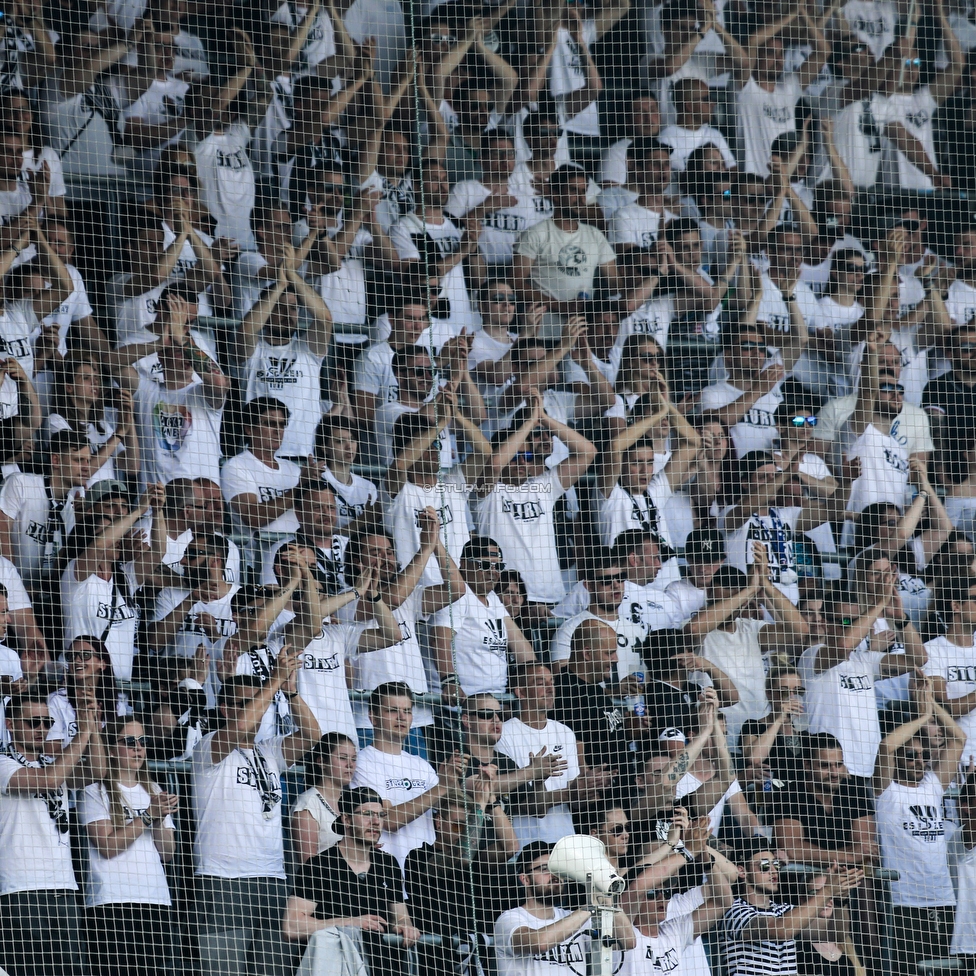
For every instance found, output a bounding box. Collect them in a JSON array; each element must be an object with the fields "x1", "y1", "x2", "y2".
[
  {"x1": 831, "y1": 96, "x2": 885, "y2": 188},
  {"x1": 350, "y1": 744, "x2": 439, "y2": 868},
  {"x1": 495, "y1": 905, "x2": 590, "y2": 976},
  {"x1": 658, "y1": 123, "x2": 737, "y2": 171},
  {"x1": 0, "y1": 641, "x2": 21, "y2": 749},
  {"x1": 597, "y1": 480, "x2": 674, "y2": 549},
  {"x1": 352, "y1": 342, "x2": 397, "y2": 405},
  {"x1": 550, "y1": 609, "x2": 648, "y2": 680},
  {"x1": 701, "y1": 617, "x2": 768, "y2": 750},
  {"x1": 352, "y1": 587, "x2": 431, "y2": 727},
  {"x1": 549, "y1": 21, "x2": 601, "y2": 136},
  {"x1": 738, "y1": 75, "x2": 803, "y2": 177},
  {"x1": 191, "y1": 732, "x2": 288, "y2": 879},
  {"x1": 924, "y1": 635, "x2": 976, "y2": 761},
  {"x1": 722, "y1": 506, "x2": 802, "y2": 605},
  {"x1": 193, "y1": 123, "x2": 256, "y2": 248},
  {"x1": 799, "y1": 644, "x2": 886, "y2": 777},
  {"x1": 61, "y1": 559, "x2": 138, "y2": 681},
  {"x1": 607, "y1": 202, "x2": 671, "y2": 250},
  {"x1": 135, "y1": 365, "x2": 223, "y2": 485},
  {"x1": 878, "y1": 770, "x2": 955, "y2": 907},
  {"x1": 622, "y1": 915, "x2": 697, "y2": 976},
  {"x1": 475, "y1": 470, "x2": 568, "y2": 604},
  {"x1": 841, "y1": 0, "x2": 897, "y2": 59},
  {"x1": 221, "y1": 450, "x2": 301, "y2": 536},
  {"x1": 947, "y1": 278, "x2": 976, "y2": 327},
  {"x1": 322, "y1": 466, "x2": 378, "y2": 529},
  {"x1": 428, "y1": 588, "x2": 512, "y2": 695},
  {"x1": 294, "y1": 620, "x2": 362, "y2": 741},
  {"x1": 0, "y1": 298, "x2": 41, "y2": 378},
  {"x1": 0, "y1": 753, "x2": 74, "y2": 894},
  {"x1": 0, "y1": 473, "x2": 80, "y2": 580},
  {"x1": 874, "y1": 88, "x2": 940, "y2": 190},
  {"x1": 291, "y1": 786, "x2": 341, "y2": 855},
  {"x1": 388, "y1": 476, "x2": 471, "y2": 587},
  {"x1": 845, "y1": 423, "x2": 910, "y2": 512},
  {"x1": 445, "y1": 164, "x2": 553, "y2": 265},
  {"x1": 515, "y1": 219, "x2": 616, "y2": 302},
  {"x1": 496, "y1": 716, "x2": 580, "y2": 845},
  {"x1": 78, "y1": 781, "x2": 174, "y2": 907},
  {"x1": 699, "y1": 378, "x2": 783, "y2": 458},
  {"x1": 245, "y1": 336, "x2": 326, "y2": 457},
  {"x1": 42, "y1": 264, "x2": 93, "y2": 357},
  {"x1": 390, "y1": 213, "x2": 477, "y2": 336}
]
